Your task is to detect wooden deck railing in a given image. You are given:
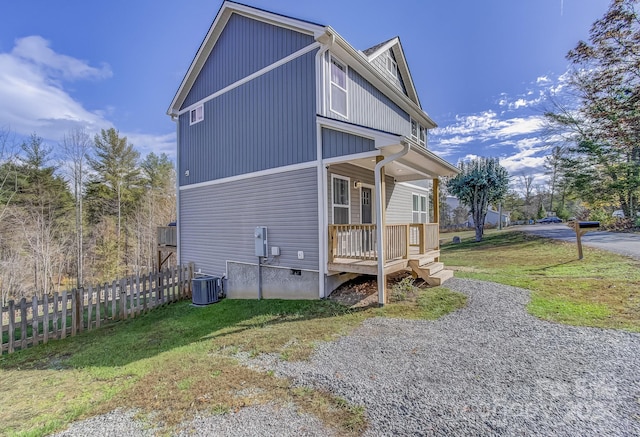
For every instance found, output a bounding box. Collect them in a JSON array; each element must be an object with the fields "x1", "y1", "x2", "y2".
[
  {"x1": 157, "y1": 226, "x2": 177, "y2": 247},
  {"x1": 328, "y1": 223, "x2": 439, "y2": 263}
]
